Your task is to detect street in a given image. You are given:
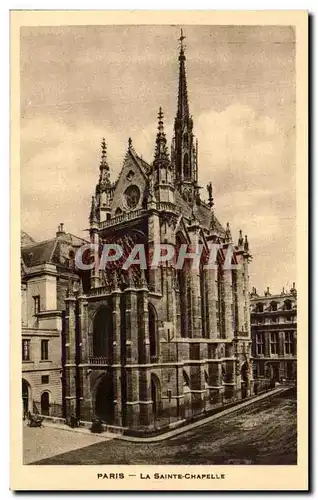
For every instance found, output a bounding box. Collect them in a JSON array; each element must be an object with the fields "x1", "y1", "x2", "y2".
[{"x1": 29, "y1": 388, "x2": 296, "y2": 465}]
